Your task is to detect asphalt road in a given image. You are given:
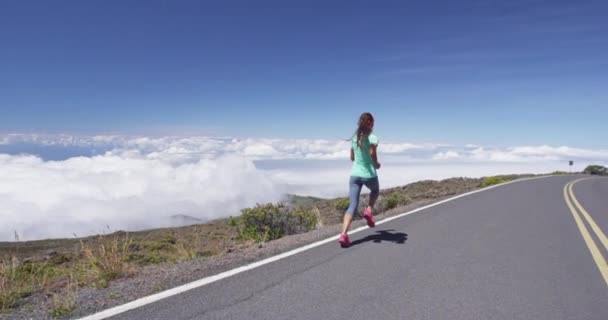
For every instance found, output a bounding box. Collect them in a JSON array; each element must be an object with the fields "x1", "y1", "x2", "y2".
[{"x1": 106, "y1": 175, "x2": 608, "y2": 320}]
